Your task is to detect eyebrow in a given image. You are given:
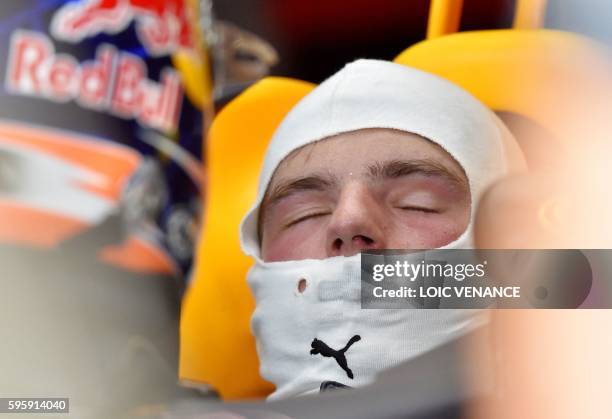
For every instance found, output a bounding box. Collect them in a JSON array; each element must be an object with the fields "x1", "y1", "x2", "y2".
[
  {"x1": 265, "y1": 172, "x2": 339, "y2": 208},
  {"x1": 366, "y1": 159, "x2": 467, "y2": 188}
]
